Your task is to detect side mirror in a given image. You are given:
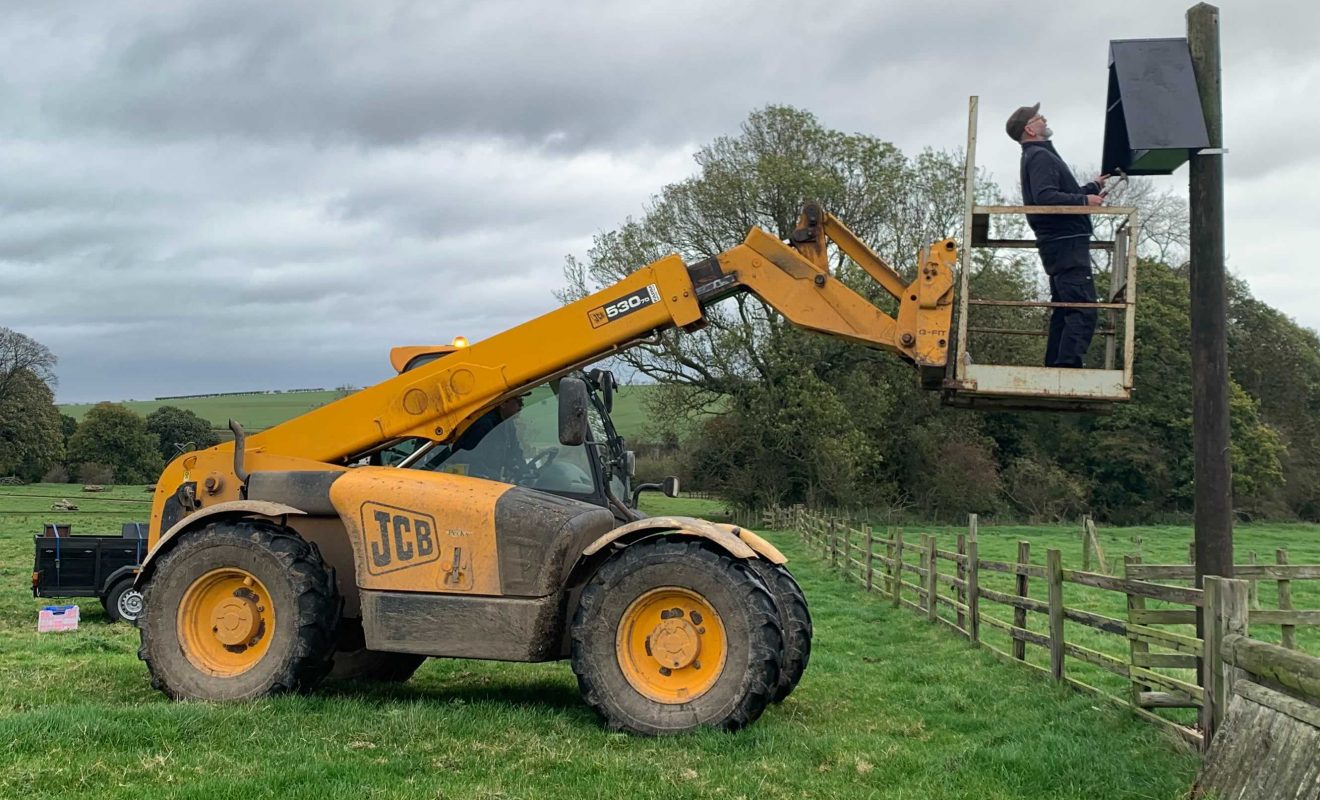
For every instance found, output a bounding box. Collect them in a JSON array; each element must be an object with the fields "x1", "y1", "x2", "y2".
[
  {"x1": 558, "y1": 377, "x2": 590, "y2": 446},
  {"x1": 630, "y1": 475, "x2": 682, "y2": 506},
  {"x1": 625, "y1": 450, "x2": 636, "y2": 478},
  {"x1": 662, "y1": 476, "x2": 680, "y2": 497}
]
